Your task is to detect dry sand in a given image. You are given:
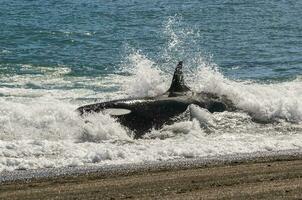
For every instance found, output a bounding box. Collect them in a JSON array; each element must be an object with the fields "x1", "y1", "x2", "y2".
[{"x1": 1, "y1": 153, "x2": 302, "y2": 199}]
